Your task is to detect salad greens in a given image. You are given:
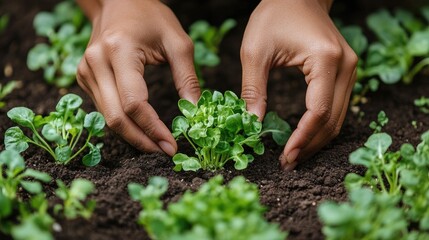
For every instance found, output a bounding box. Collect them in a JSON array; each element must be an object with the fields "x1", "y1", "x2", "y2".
[
  {"x1": 4, "y1": 93, "x2": 105, "y2": 166},
  {"x1": 27, "y1": 0, "x2": 91, "y2": 88},
  {"x1": 128, "y1": 175, "x2": 287, "y2": 240},
  {"x1": 171, "y1": 90, "x2": 291, "y2": 171},
  {"x1": 189, "y1": 19, "x2": 236, "y2": 87}
]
